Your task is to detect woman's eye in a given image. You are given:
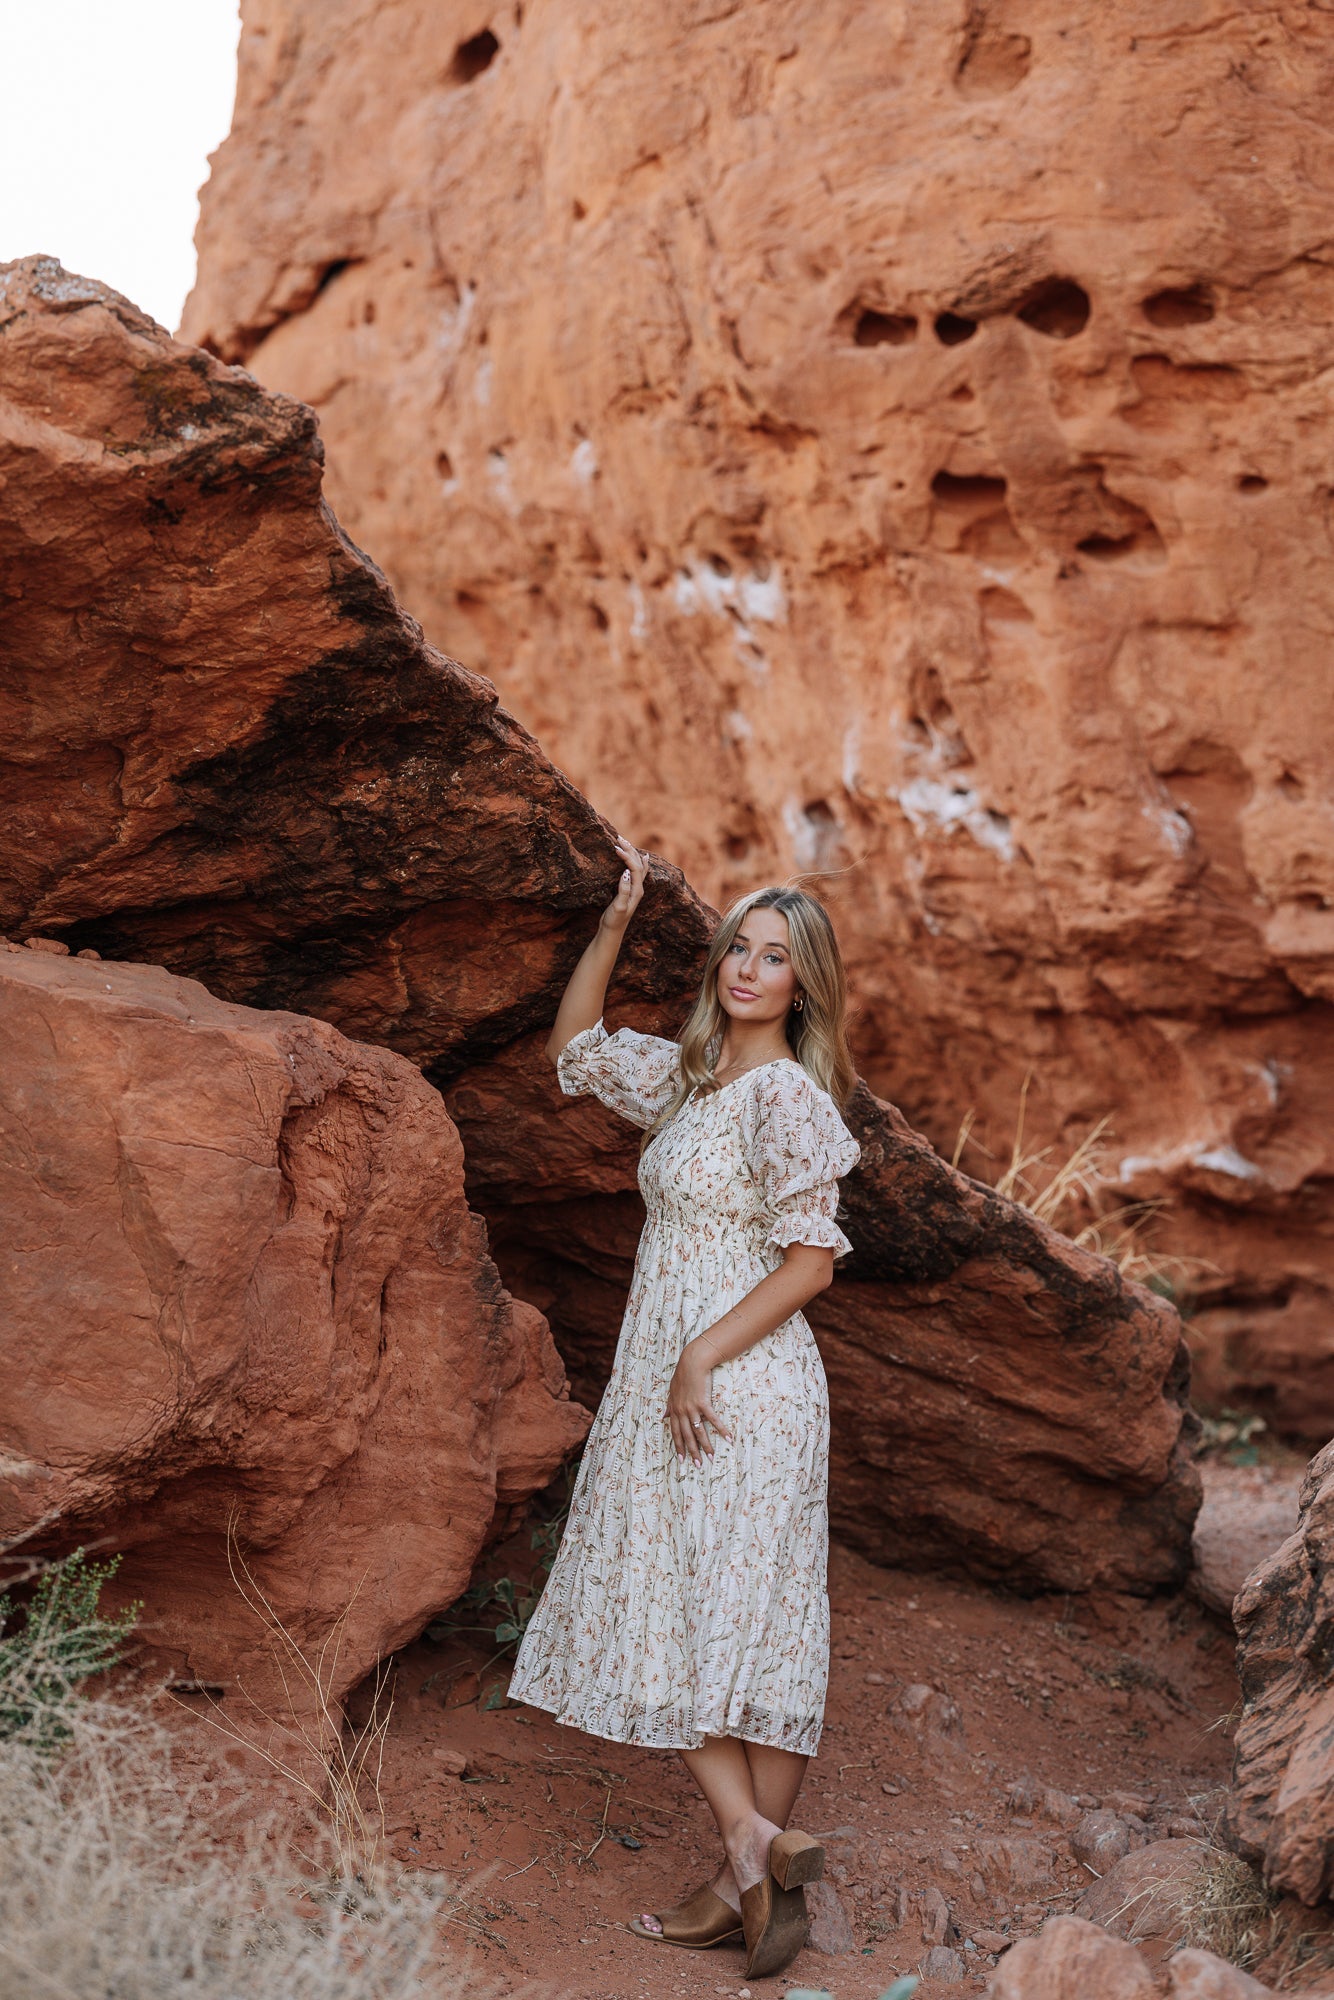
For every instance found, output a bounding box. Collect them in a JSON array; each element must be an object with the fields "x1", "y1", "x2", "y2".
[{"x1": 729, "y1": 941, "x2": 745, "y2": 955}]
